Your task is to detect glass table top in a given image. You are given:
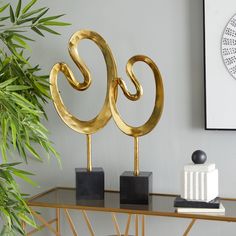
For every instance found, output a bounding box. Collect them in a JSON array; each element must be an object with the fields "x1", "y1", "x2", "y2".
[{"x1": 28, "y1": 187, "x2": 236, "y2": 222}]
